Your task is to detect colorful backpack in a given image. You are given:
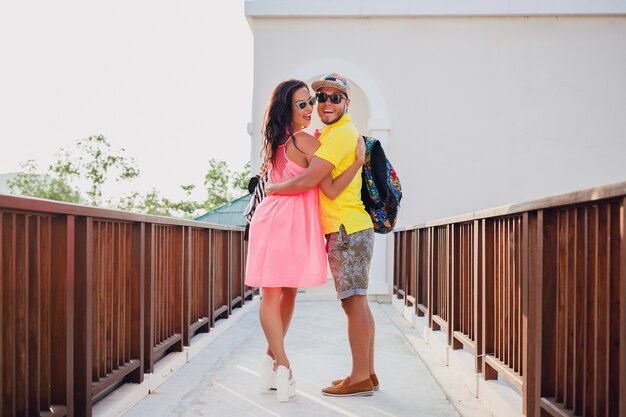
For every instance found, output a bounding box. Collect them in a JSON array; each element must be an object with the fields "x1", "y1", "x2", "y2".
[{"x1": 360, "y1": 136, "x2": 402, "y2": 234}]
